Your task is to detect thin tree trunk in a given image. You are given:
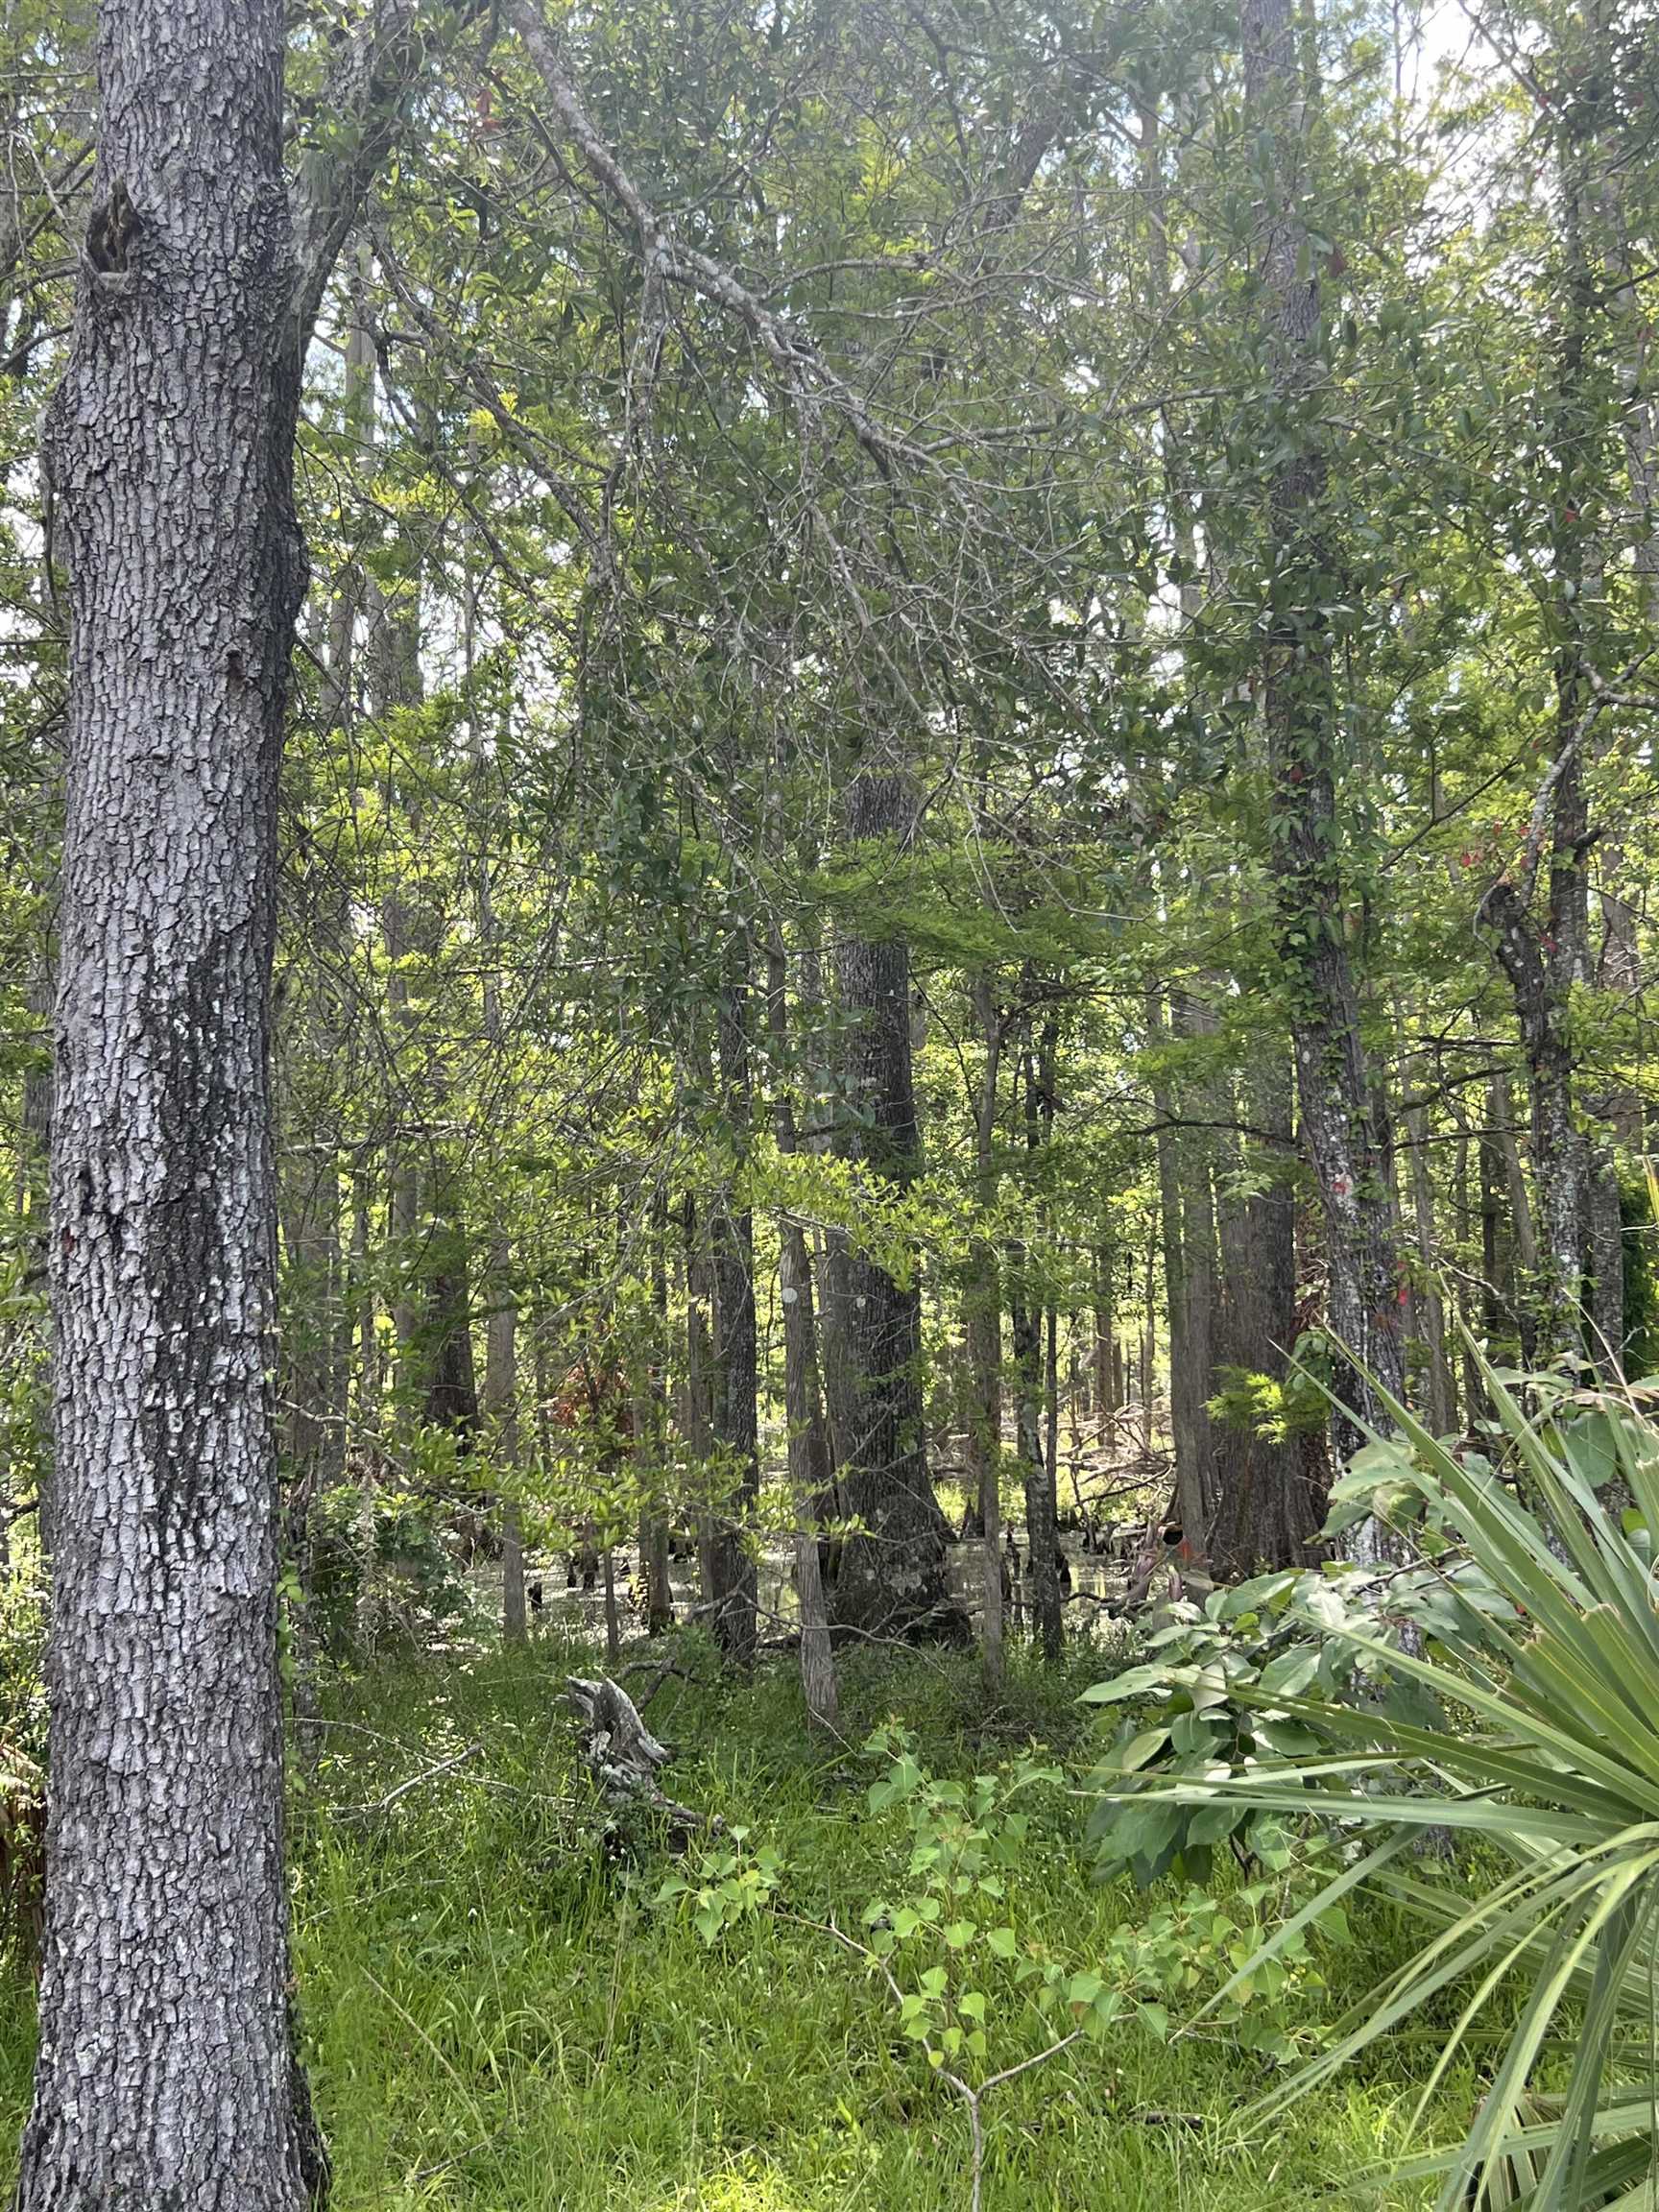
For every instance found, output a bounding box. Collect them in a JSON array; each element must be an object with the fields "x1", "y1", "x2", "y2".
[
  {"x1": 966, "y1": 976, "x2": 1004, "y2": 1692},
  {"x1": 1093, "y1": 1235, "x2": 1117, "y2": 1428},
  {"x1": 1406, "y1": 1097, "x2": 1455, "y2": 1435},
  {"x1": 351, "y1": 1170, "x2": 380, "y2": 1653},
  {"x1": 1017, "y1": 1038, "x2": 1061, "y2": 1661},
  {"x1": 709, "y1": 952, "x2": 758, "y2": 1665},
  {"x1": 488, "y1": 1253, "x2": 523, "y2": 1642},
  {"x1": 683, "y1": 1195, "x2": 718, "y2": 1609},
  {"x1": 765, "y1": 913, "x2": 838, "y2": 1730},
  {"x1": 637, "y1": 1198, "x2": 674, "y2": 1636},
  {"x1": 1148, "y1": 993, "x2": 1218, "y2": 1558}
]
